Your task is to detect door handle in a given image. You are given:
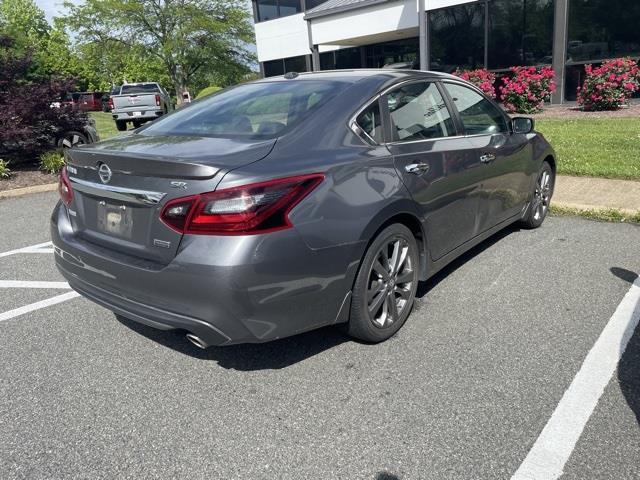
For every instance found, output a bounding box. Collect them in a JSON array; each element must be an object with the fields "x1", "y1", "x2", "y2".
[
  {"x1": 405, "y1": 163, "x2": 430, "y2": 175},
  {"x1": 480, "y1": 153, "x2": 496, "y2": 164}
]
